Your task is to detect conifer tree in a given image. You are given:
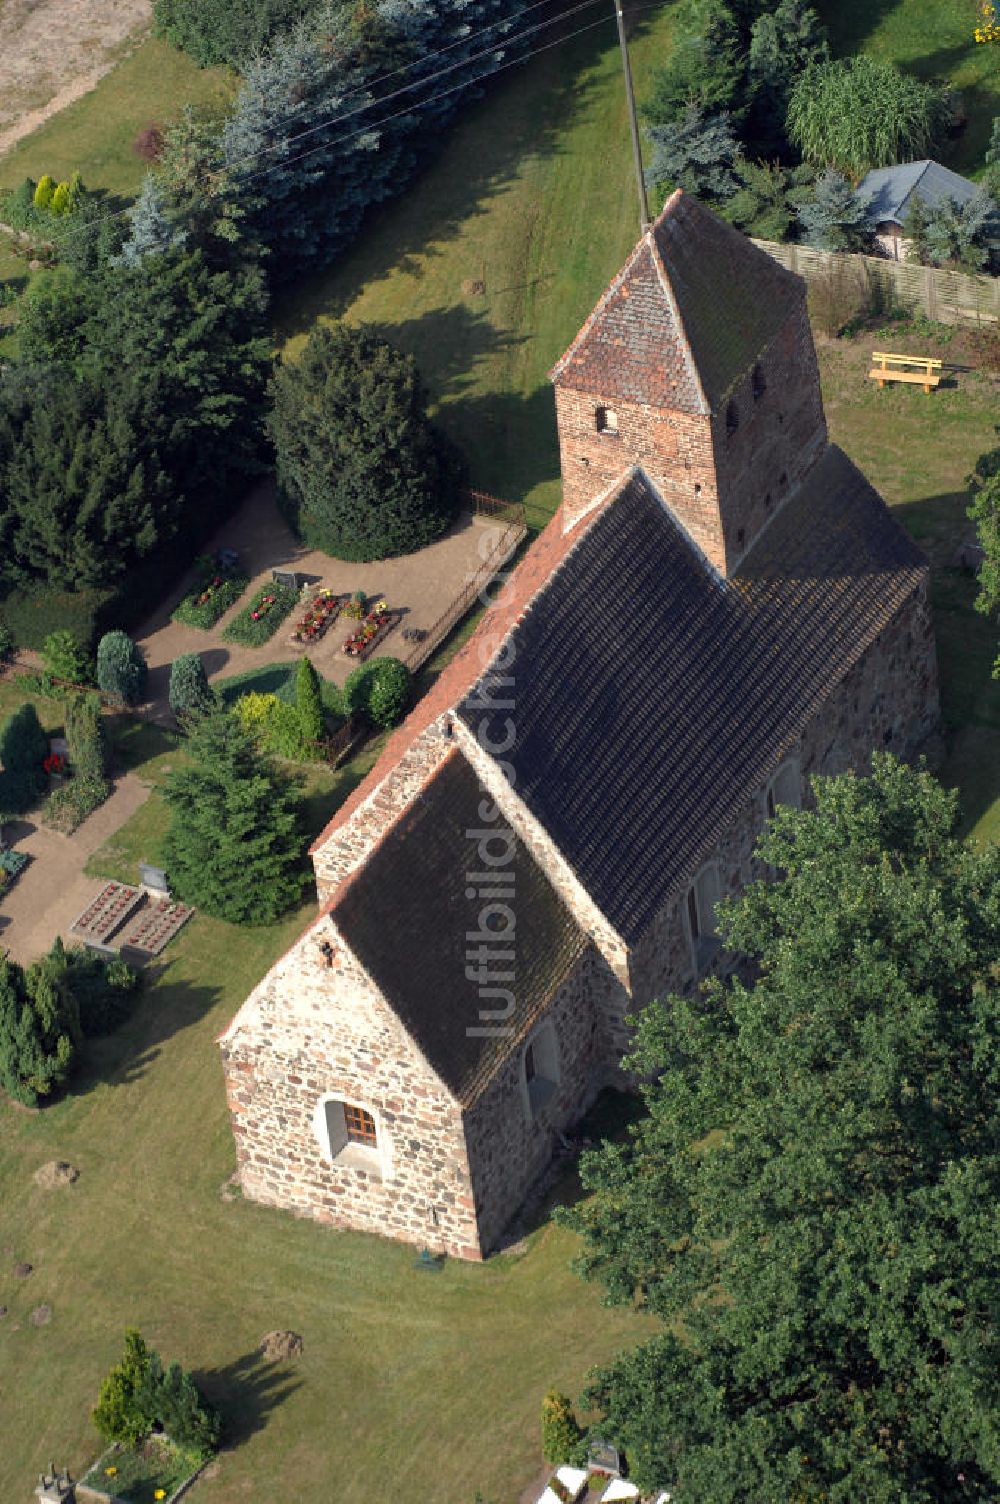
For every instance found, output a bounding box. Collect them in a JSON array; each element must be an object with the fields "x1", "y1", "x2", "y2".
[
  {"x1": 96, "y1": 631, "x2": 147, "y2": 707},
  {"x1": 295, "y1": 655, "x2": 324, "y2": 746},
  {"x1": 645, "y1": 105, "x2": 740, "y2": 206},
  {"x1": 798, "y1": 167, "x2": 871, "y2": 251},
  {"x1": 161, "y1": 704, "x2": 307, "y2": 924},
  {"x1": 117, "y1": 174, "x2": 187, "y2": 266},
  {"x1": 169, "y1": 652, "x2": 213, "y2": 719}
]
